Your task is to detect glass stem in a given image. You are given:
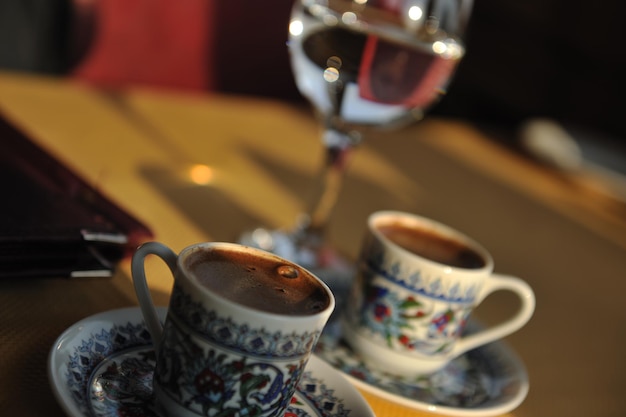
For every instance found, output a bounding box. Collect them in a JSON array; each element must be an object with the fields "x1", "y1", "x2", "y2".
[{"x1": 295, "y1": 128, "x2": 361, "y2": 244}]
